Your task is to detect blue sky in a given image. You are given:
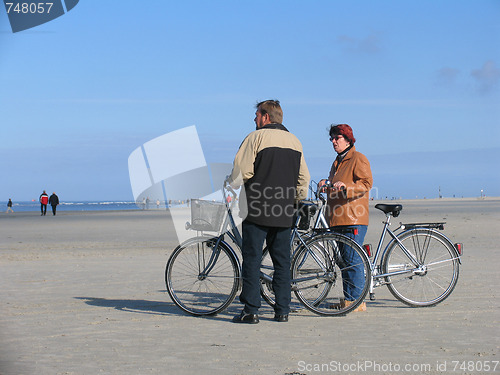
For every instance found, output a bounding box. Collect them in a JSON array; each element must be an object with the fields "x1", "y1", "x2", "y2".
[{"x1": 1, "y1": 1, "x2": 499, "y2": 201}]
